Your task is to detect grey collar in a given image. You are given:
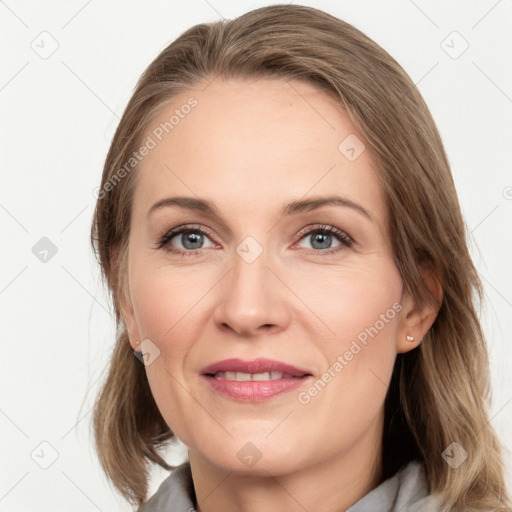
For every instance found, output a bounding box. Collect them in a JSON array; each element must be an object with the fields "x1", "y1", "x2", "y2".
[{"x1": 140, "y1": 459, "x2": 440, "y2": 511}]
